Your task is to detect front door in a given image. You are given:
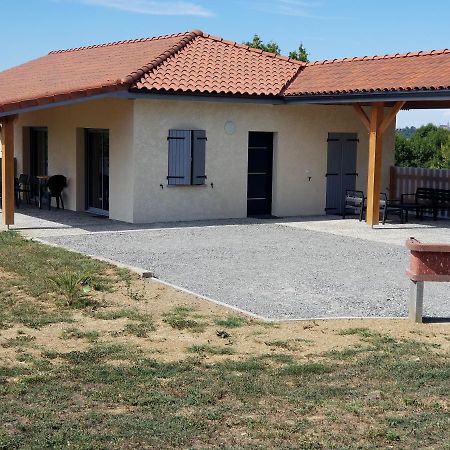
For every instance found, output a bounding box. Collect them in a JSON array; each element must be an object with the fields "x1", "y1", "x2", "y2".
[
  {"x1": 325, "y1": 132, "x2": 358, "y2": 215},
  {"x1": 247, "y1": 132, "x2": 274, "y2": 216},
  {"x1": 85, "y1": 129, "x2": 109, "y2": 214}
]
